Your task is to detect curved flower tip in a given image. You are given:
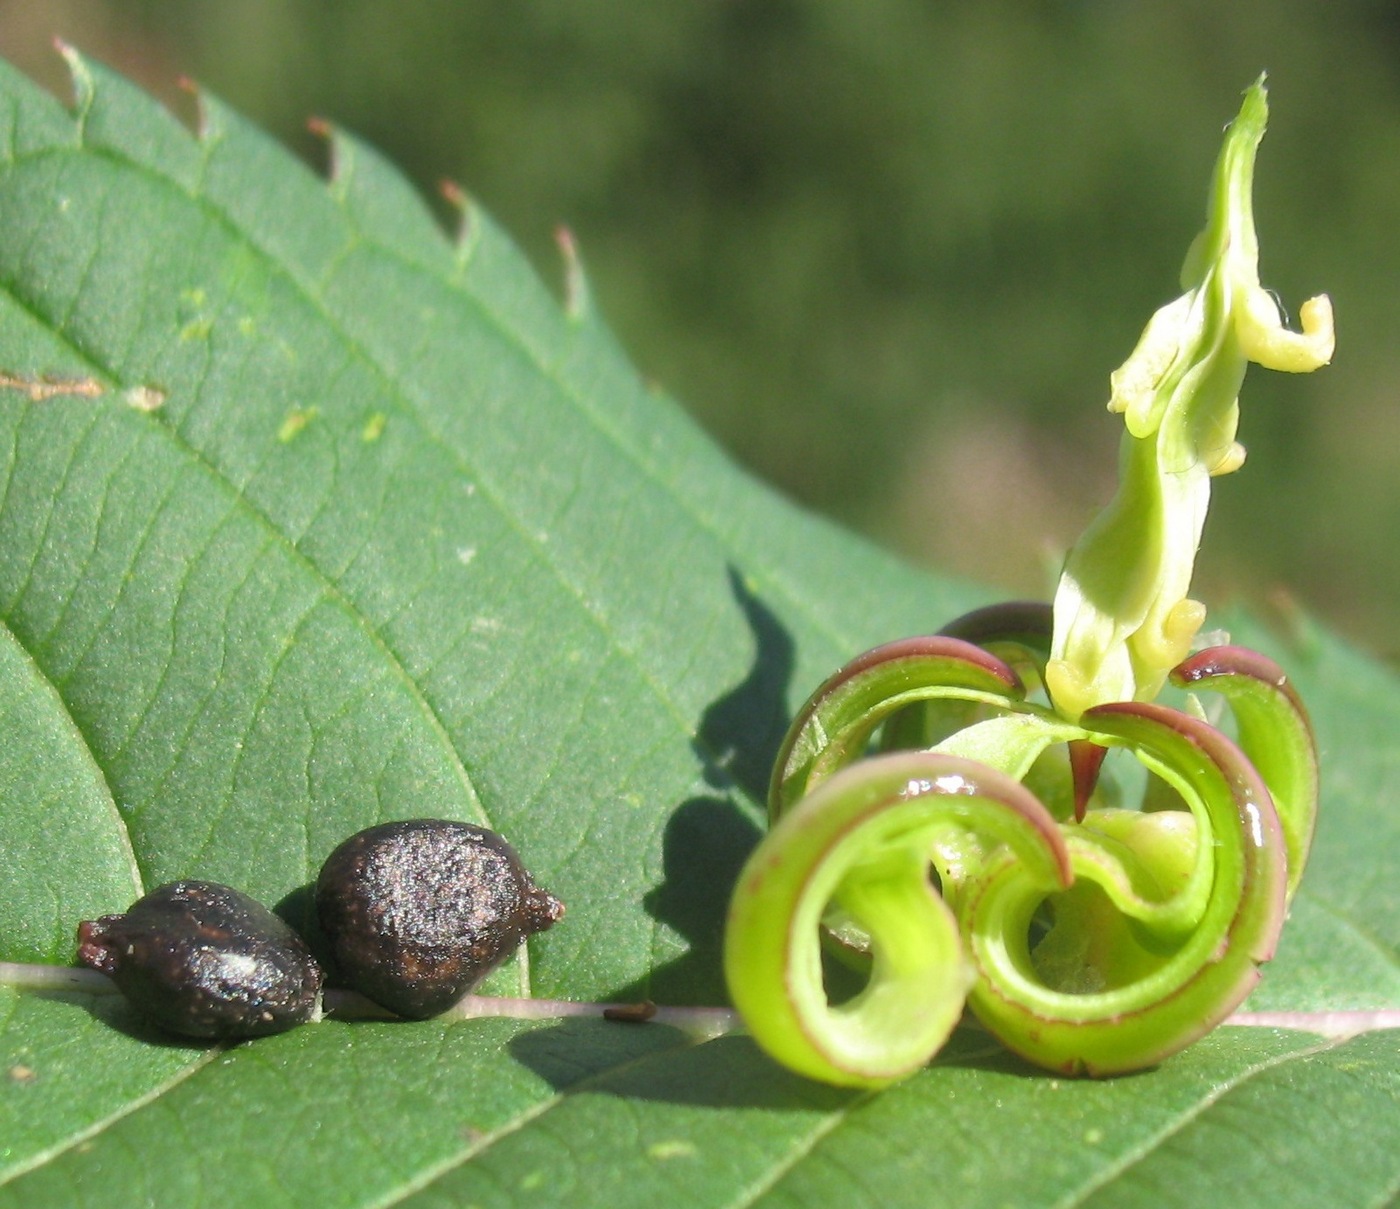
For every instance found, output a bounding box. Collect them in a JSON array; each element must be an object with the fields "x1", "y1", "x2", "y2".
[
  {"x1": 1047, "y1": 78, "x2": 1334, "y2": 719},
  {"x1": 1238, "y1": 290, "x2": 1335, "y2": 373}
]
